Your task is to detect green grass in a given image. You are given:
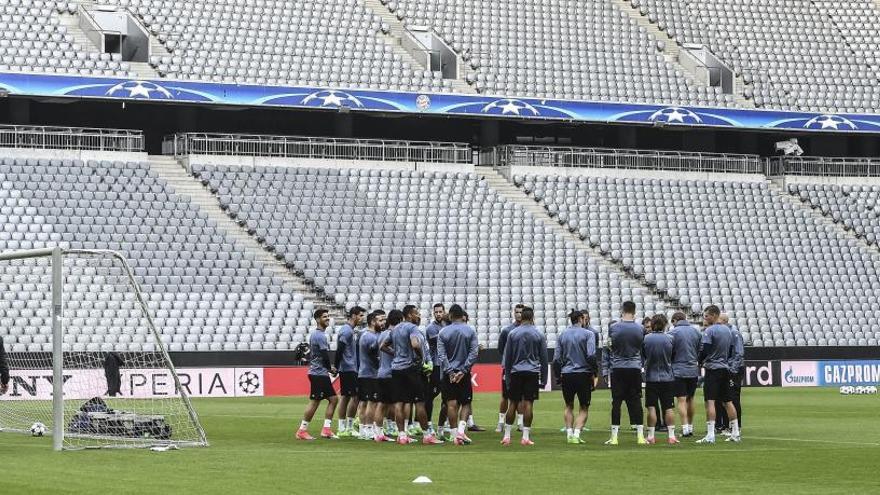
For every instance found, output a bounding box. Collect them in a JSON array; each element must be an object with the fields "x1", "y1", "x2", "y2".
[{"x1": 1, "y1": 388, "x2": 878, "y2": 494}]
